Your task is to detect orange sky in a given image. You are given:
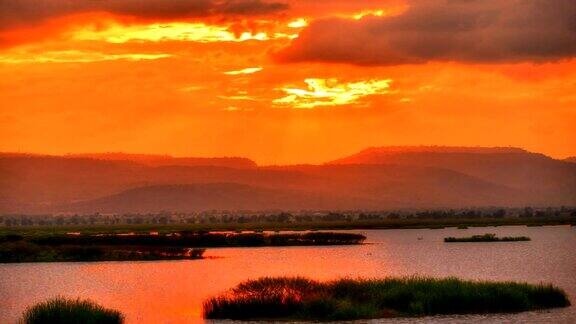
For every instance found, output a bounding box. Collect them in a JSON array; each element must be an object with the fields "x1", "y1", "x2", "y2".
[{"x1": 1, "y1": 0, "x2": 575, "y2": 164}]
